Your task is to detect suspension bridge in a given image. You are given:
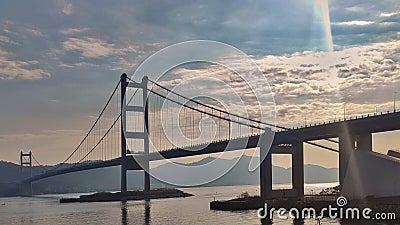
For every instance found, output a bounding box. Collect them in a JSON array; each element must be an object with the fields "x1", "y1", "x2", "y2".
[{"x1": 16, "y1": 73, "x2": 400, "y2": 200}]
